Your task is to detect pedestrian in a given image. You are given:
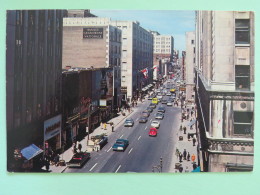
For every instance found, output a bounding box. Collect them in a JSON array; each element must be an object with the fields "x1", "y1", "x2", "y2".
[
  {"x1": 191, "y1": 154, "x2": 196, "y2": 163},
  {"x1": 78, "y1": 143, "x2": 82, "y2": 152},
  {"x1": 179, "y1": 153, "x2": 183, "y2": 163},
  {"x1": 187, "y1": 152, "x2": 190, "y2": 161},
  {"x1": 179, "y1": 166, "x2": 183, "y2": 173},
  {"x1": 193, "y1": 136, "x2": 196, "y2": 146},
  {"x1": 183, "y1": 126, "x2": 187, "y2": 134},
  {"x1": 45, "y1": 159, "x2": 50, "y2": 171},
  {"x1": 191, "y1": 110, "x2": 194, "y2": 117},
  {"x1": 179, "y1": 124, "x2": 182, "y2": 131},
  {"x1": 100, "y1": 122, "x2": 103, "y2": 129},
  {"x1": 135, "y1": 101, "x2": 137, "y2": 107},
  {"x1": 183, "y1": 149, "x2": 187, "y2": 160},
  {"x1": 104, "y1": 123, "x2": 107, "y2": 130},
  {"x1": 112, "y1": 124, "x2": 114, "y2": 132},
  {"x1": 175, "y1": 148, "x2": 179, "y2": 160}
]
